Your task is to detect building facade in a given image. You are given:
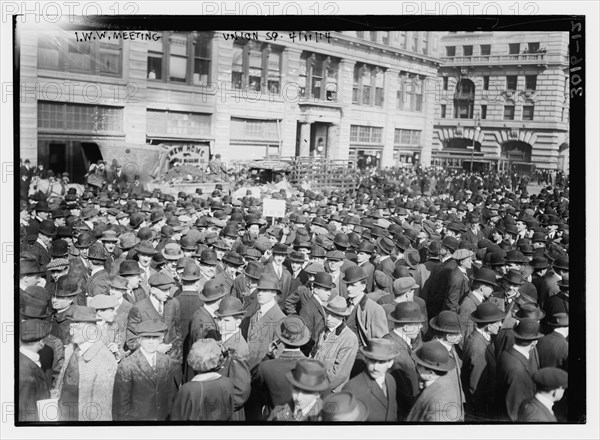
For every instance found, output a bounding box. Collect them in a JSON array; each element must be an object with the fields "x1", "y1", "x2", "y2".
[
  {"x1": 432, "y1": 31, "x2": 570, "y2": 172},
  {"x1": 20, "y1": 28, "x2": 441, "y2": 180}
]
